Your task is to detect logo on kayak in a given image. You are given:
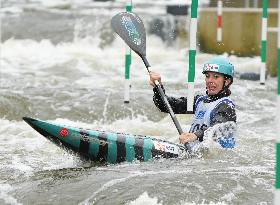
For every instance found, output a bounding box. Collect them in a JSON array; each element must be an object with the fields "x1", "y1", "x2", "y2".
[
  {"x1": 60, "y1": 128, "x2": 69, "y2": 137},
  {"x1": 153, "y1": 141, "x2": 179, "y2": 155},
  {"x1": 70, "y1": 132, "x2": 112, "y2": 146}
]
